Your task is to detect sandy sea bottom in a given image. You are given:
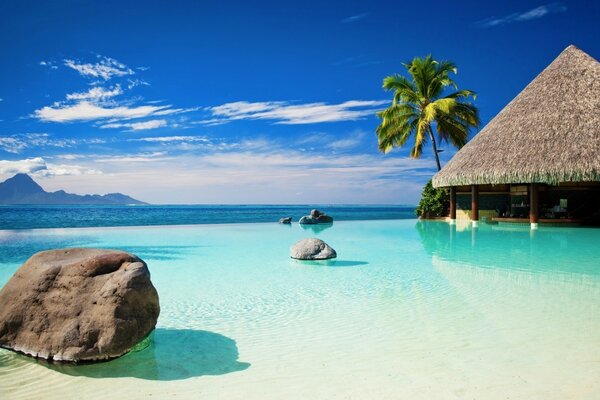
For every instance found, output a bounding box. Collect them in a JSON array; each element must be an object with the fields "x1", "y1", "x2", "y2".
[{"x1": 0, "y1": 220, "x2": 599, "y2": 399}]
